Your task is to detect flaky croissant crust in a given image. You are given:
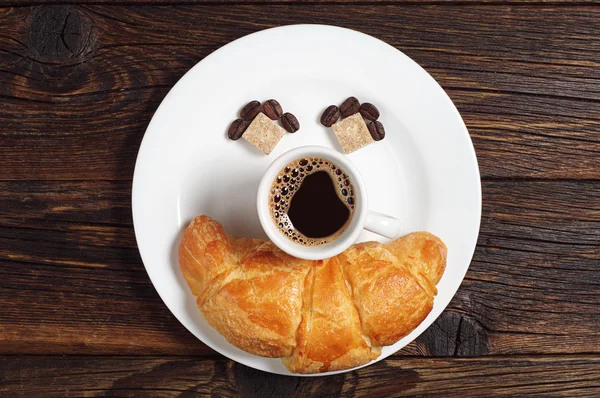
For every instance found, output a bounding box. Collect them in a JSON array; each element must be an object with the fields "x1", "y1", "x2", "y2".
[{"x1": 179, "y1": 216, "x2": 447, "y2": 374}]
